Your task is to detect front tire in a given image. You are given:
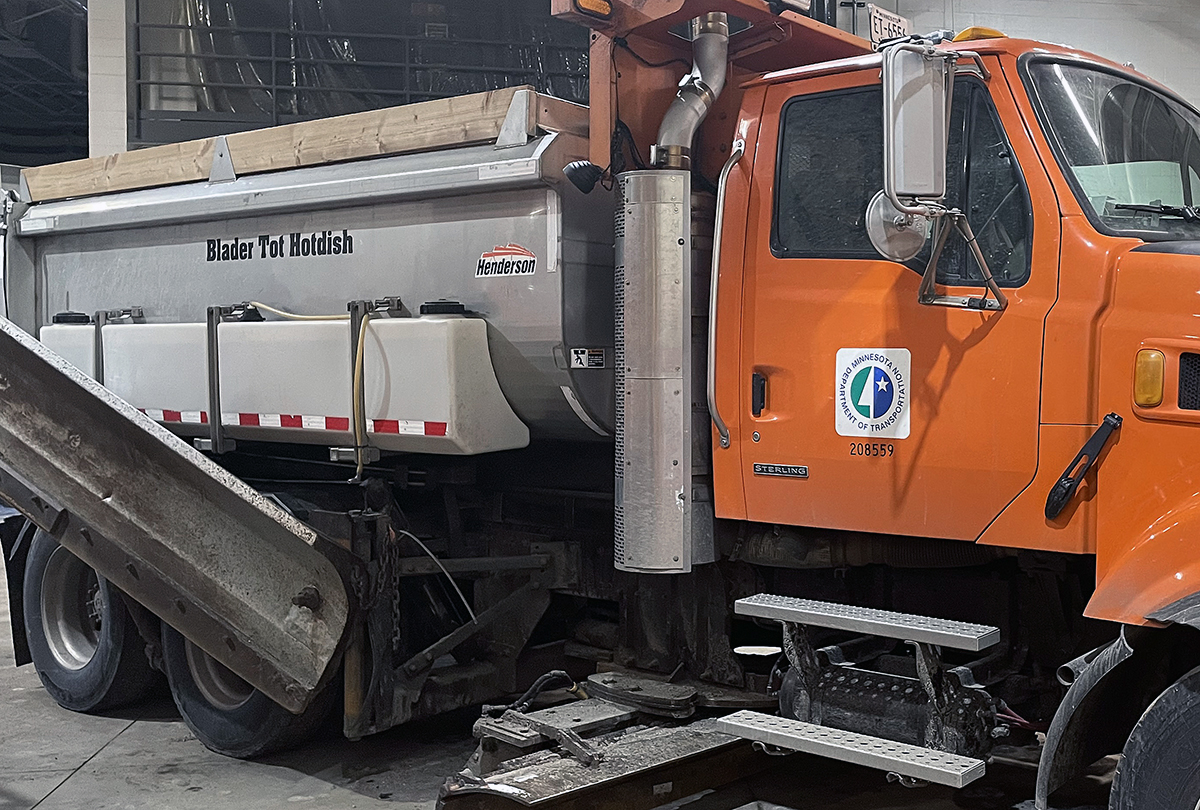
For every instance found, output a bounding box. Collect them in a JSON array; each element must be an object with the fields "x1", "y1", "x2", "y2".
[
  {"x1": 1109, "y1": 664, "x2": 1200, "y2": 809},
  {"x1": 160, "y1": 624, "x2": 335, "y2": 758},
  {"x1": 22, "y1": 530, "x2": 158, "y2": 712}
]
